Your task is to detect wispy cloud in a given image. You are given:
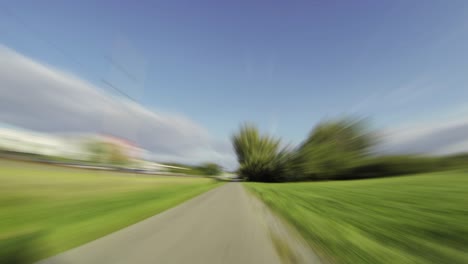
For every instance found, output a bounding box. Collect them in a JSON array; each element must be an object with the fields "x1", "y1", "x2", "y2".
[
  {"x1": 0, "y1": 45, "x2": 236, "y2": 168},
  {"x1": 379, "y1": 113, "x2": 468, "y2": 155}
]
